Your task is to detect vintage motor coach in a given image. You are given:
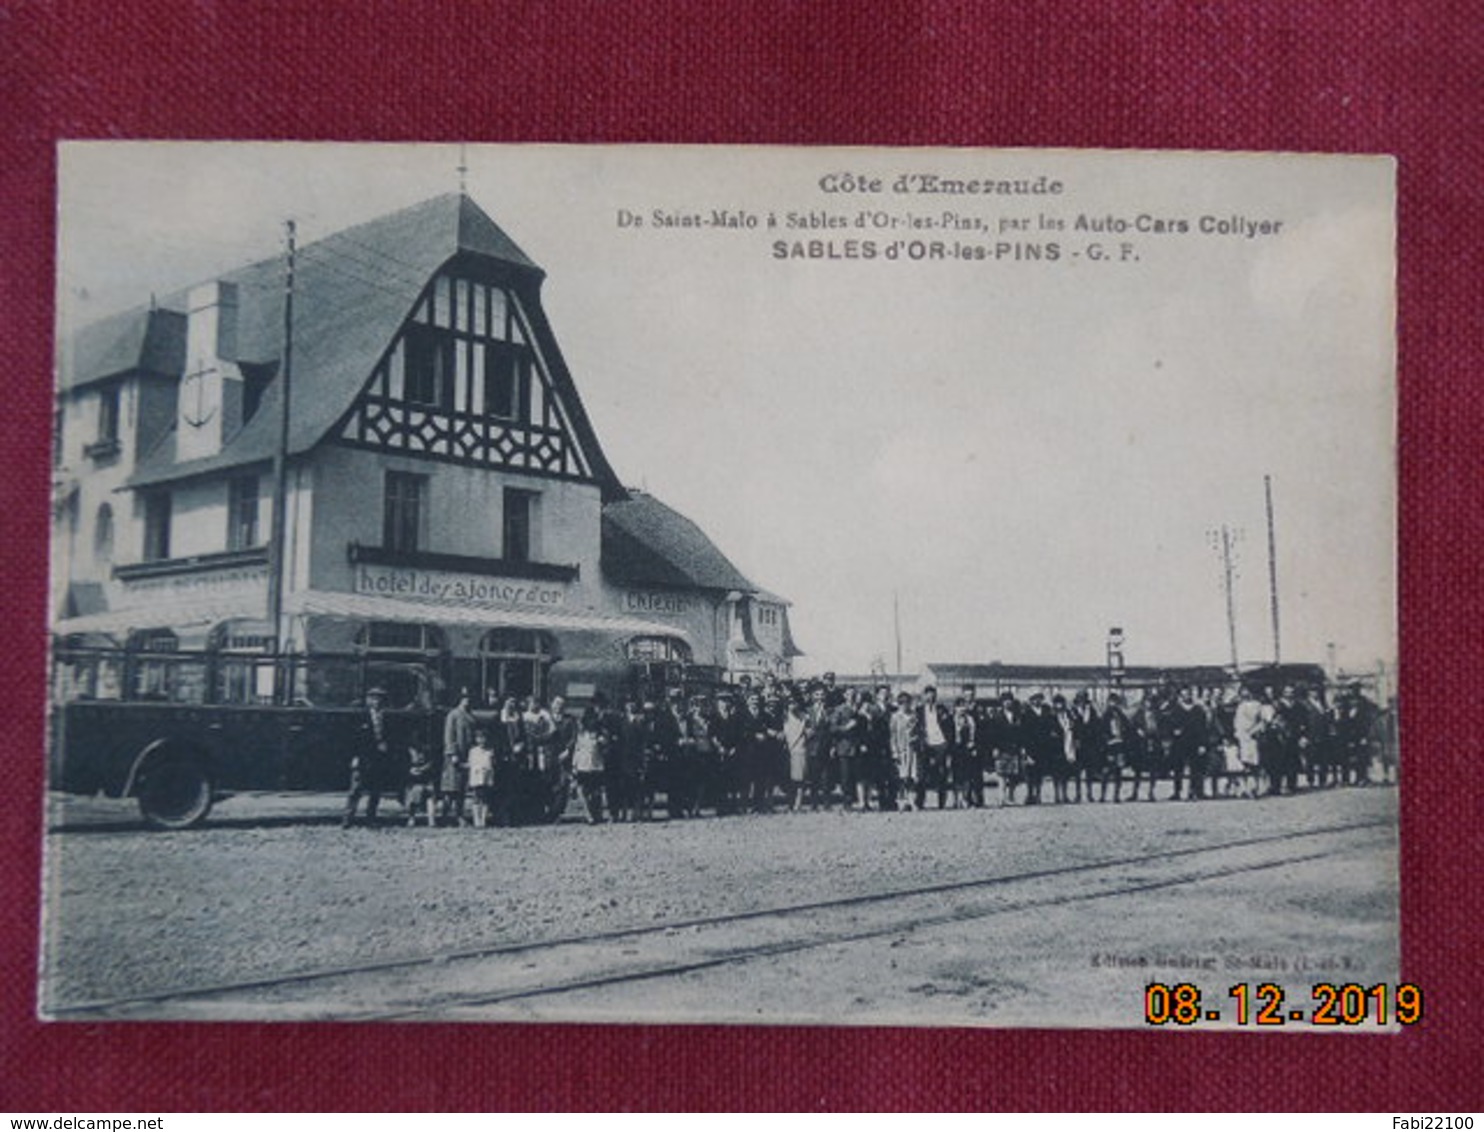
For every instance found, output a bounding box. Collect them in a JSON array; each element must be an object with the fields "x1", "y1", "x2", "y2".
[{"x1": 49, "y1": 613, "x2": 735, "y2": 830}]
